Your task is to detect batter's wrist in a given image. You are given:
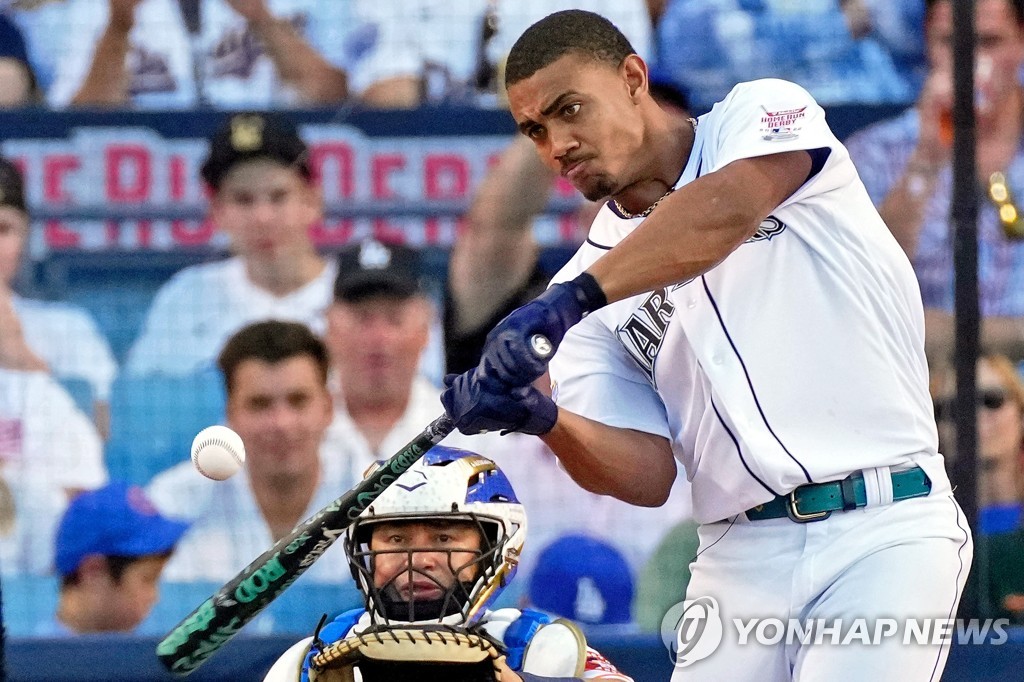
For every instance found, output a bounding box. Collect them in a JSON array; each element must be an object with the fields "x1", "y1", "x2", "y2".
[{"x1": 571, "y1": 272, "x2": 608, "y2": 314}]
